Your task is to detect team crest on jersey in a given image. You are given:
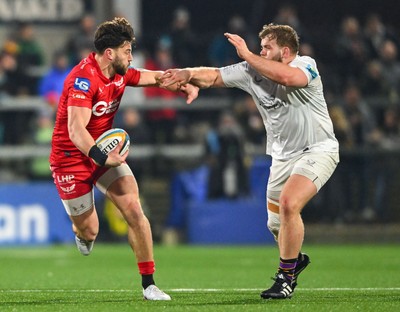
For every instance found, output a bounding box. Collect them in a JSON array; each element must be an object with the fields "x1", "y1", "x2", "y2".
[{"x1": 74, "y1": 77, "x2": 91, "y2": 92}]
